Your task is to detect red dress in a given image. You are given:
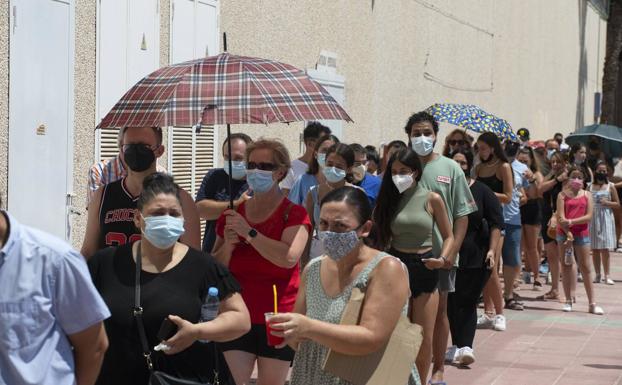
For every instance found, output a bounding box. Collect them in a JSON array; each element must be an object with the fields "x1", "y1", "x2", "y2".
[
  {"x1": 558, "y1": 192, "x2": 589, "y2": 238},
  {"x1": 216, "y1": 198, "x2": 311, "y2": 324}
]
